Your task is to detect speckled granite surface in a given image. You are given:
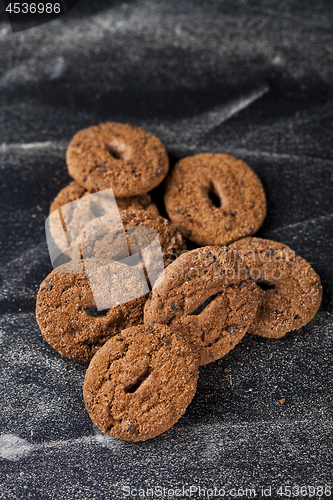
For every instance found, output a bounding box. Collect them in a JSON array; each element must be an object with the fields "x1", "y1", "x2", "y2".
[{"x1": 0, "y1": 1, "x2": 332, "y2": 498}]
